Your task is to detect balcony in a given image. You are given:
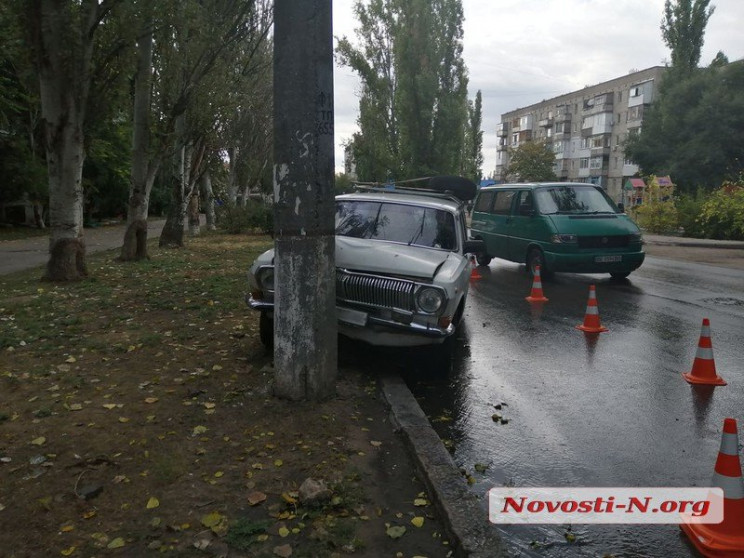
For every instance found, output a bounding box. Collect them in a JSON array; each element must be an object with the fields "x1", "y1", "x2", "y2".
[
  {"x1": 555, "y1": 110, "x2": 572, "y2": 123},
  {"x1": 497, "y1": 127, "x2": 508, "y2": 138},
  {"x1": 538, "y1": 117, "x2": 554, "y2": 128}
]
